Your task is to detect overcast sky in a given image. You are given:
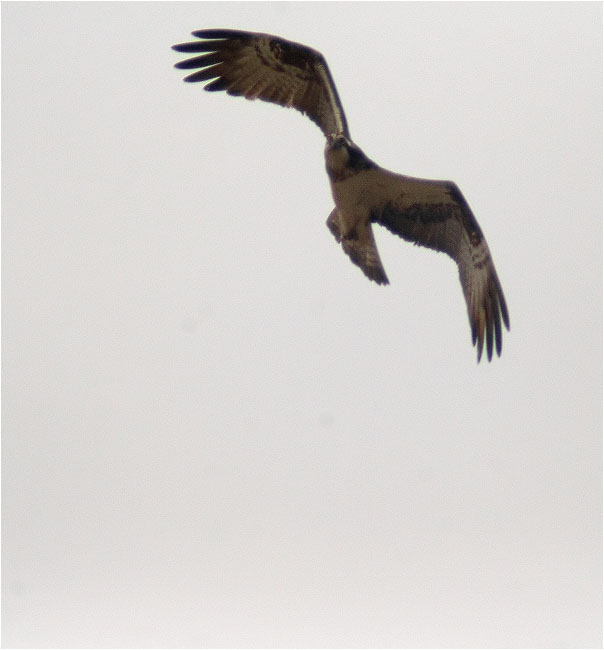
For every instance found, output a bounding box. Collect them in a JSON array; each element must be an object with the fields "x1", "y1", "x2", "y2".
[{"x1": 2, "y1": 2, "x2": 602, "y2": 647}]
